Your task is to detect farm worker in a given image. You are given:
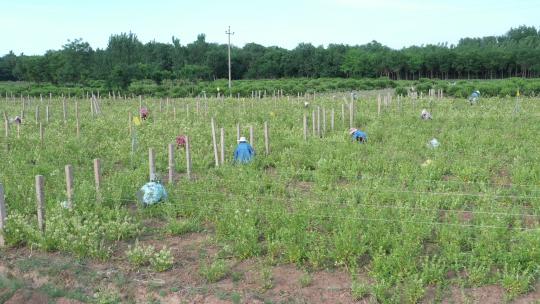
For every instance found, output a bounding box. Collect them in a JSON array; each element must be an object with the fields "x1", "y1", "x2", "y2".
[
  {"x1": 233, "y1": 136, "x2": 255, "y2": 163},
  {"x1": 137, "y1": 175, "x2": 168, "y2": 206},
  {"x1": 140, "y1": 107, "x2": 149, "y2": 120},
  {"x1": 420, "y1": 109, "x2": 432, "y2": 120},
  {"x1": 176, "y1": 135, "x2": 187, "y2": 149},
  {"x1": 468, "y1": 90, "x2": 480, "y2": 104},
  {"x1": 349, "y1": 128, "x2": 367, "y2": 143},
  {"x1": 304, "y1": 101, "x2": 309, "y2": 108},
  {"x1": 9, "y1": 116, "x2": 21, "y2": 124}
]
